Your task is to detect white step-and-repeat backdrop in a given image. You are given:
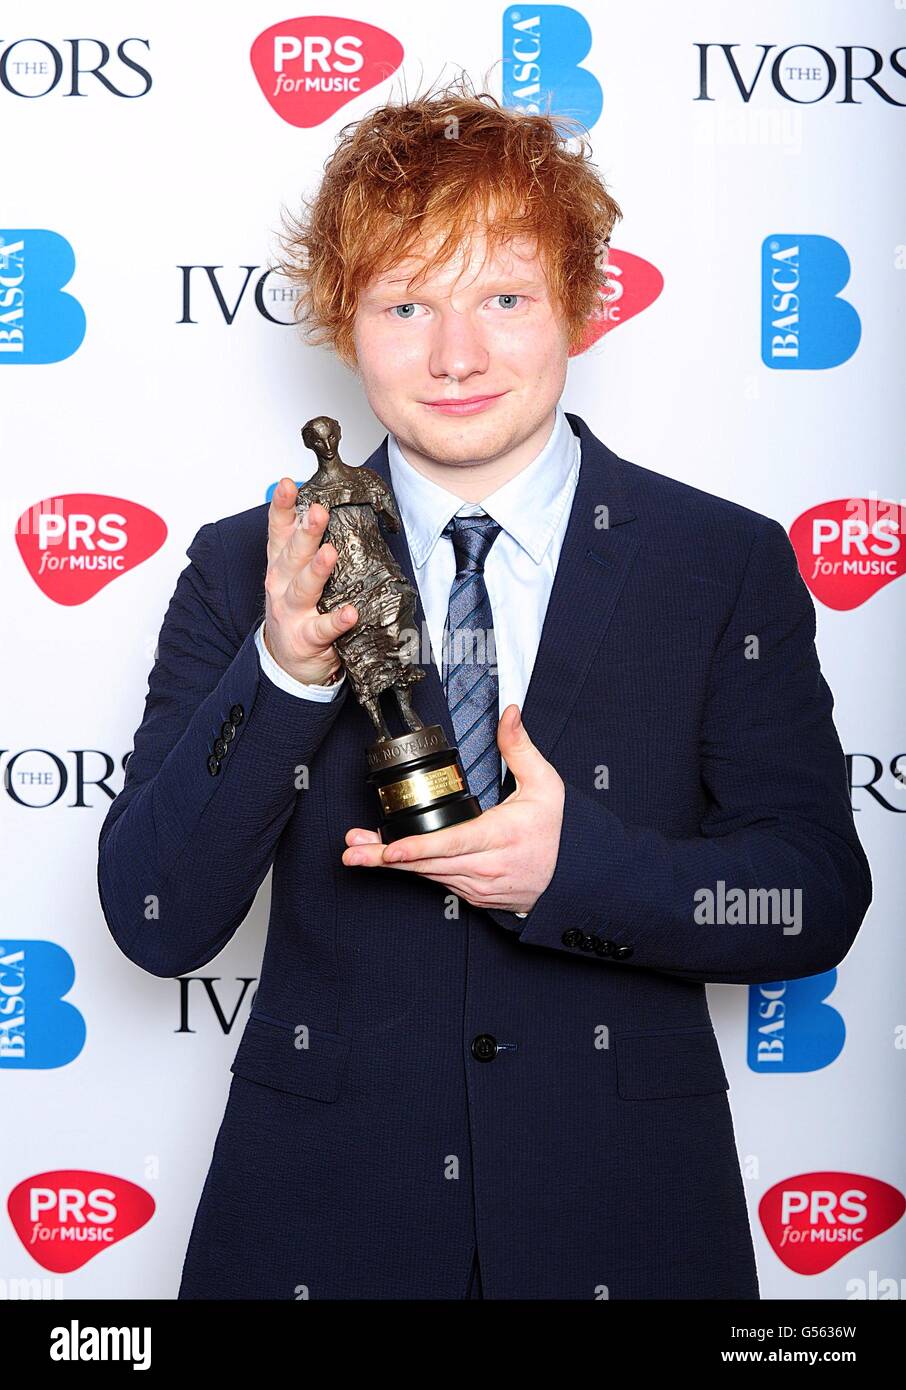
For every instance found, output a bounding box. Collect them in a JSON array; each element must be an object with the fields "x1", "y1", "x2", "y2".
[{"x1": 3, "y1": 1, "x2": 904, "y2": 1300}]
